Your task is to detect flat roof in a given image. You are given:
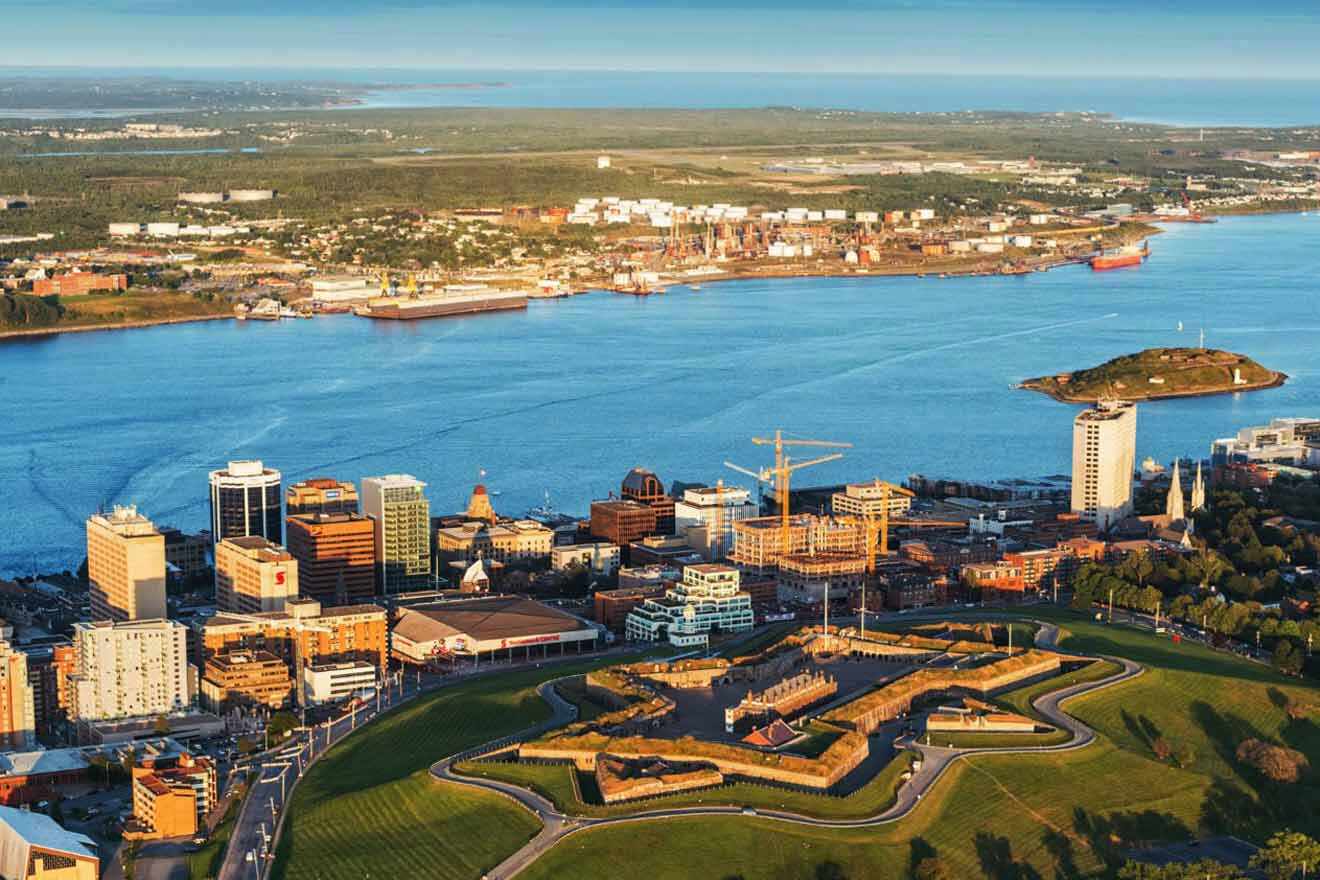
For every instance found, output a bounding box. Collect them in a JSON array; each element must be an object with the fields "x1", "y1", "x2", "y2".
[
  {"x1": 394, "y1": 597, "x2": 590, "y2": 643},
  {"x1": 0, "y1": 749, "x2": 90, "y2": 778}
]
